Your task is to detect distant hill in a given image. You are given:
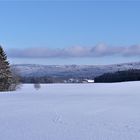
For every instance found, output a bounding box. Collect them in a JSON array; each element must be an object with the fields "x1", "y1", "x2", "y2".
[{"x1": 11, "y1": 62, "x2": 140, "y2": 80}]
